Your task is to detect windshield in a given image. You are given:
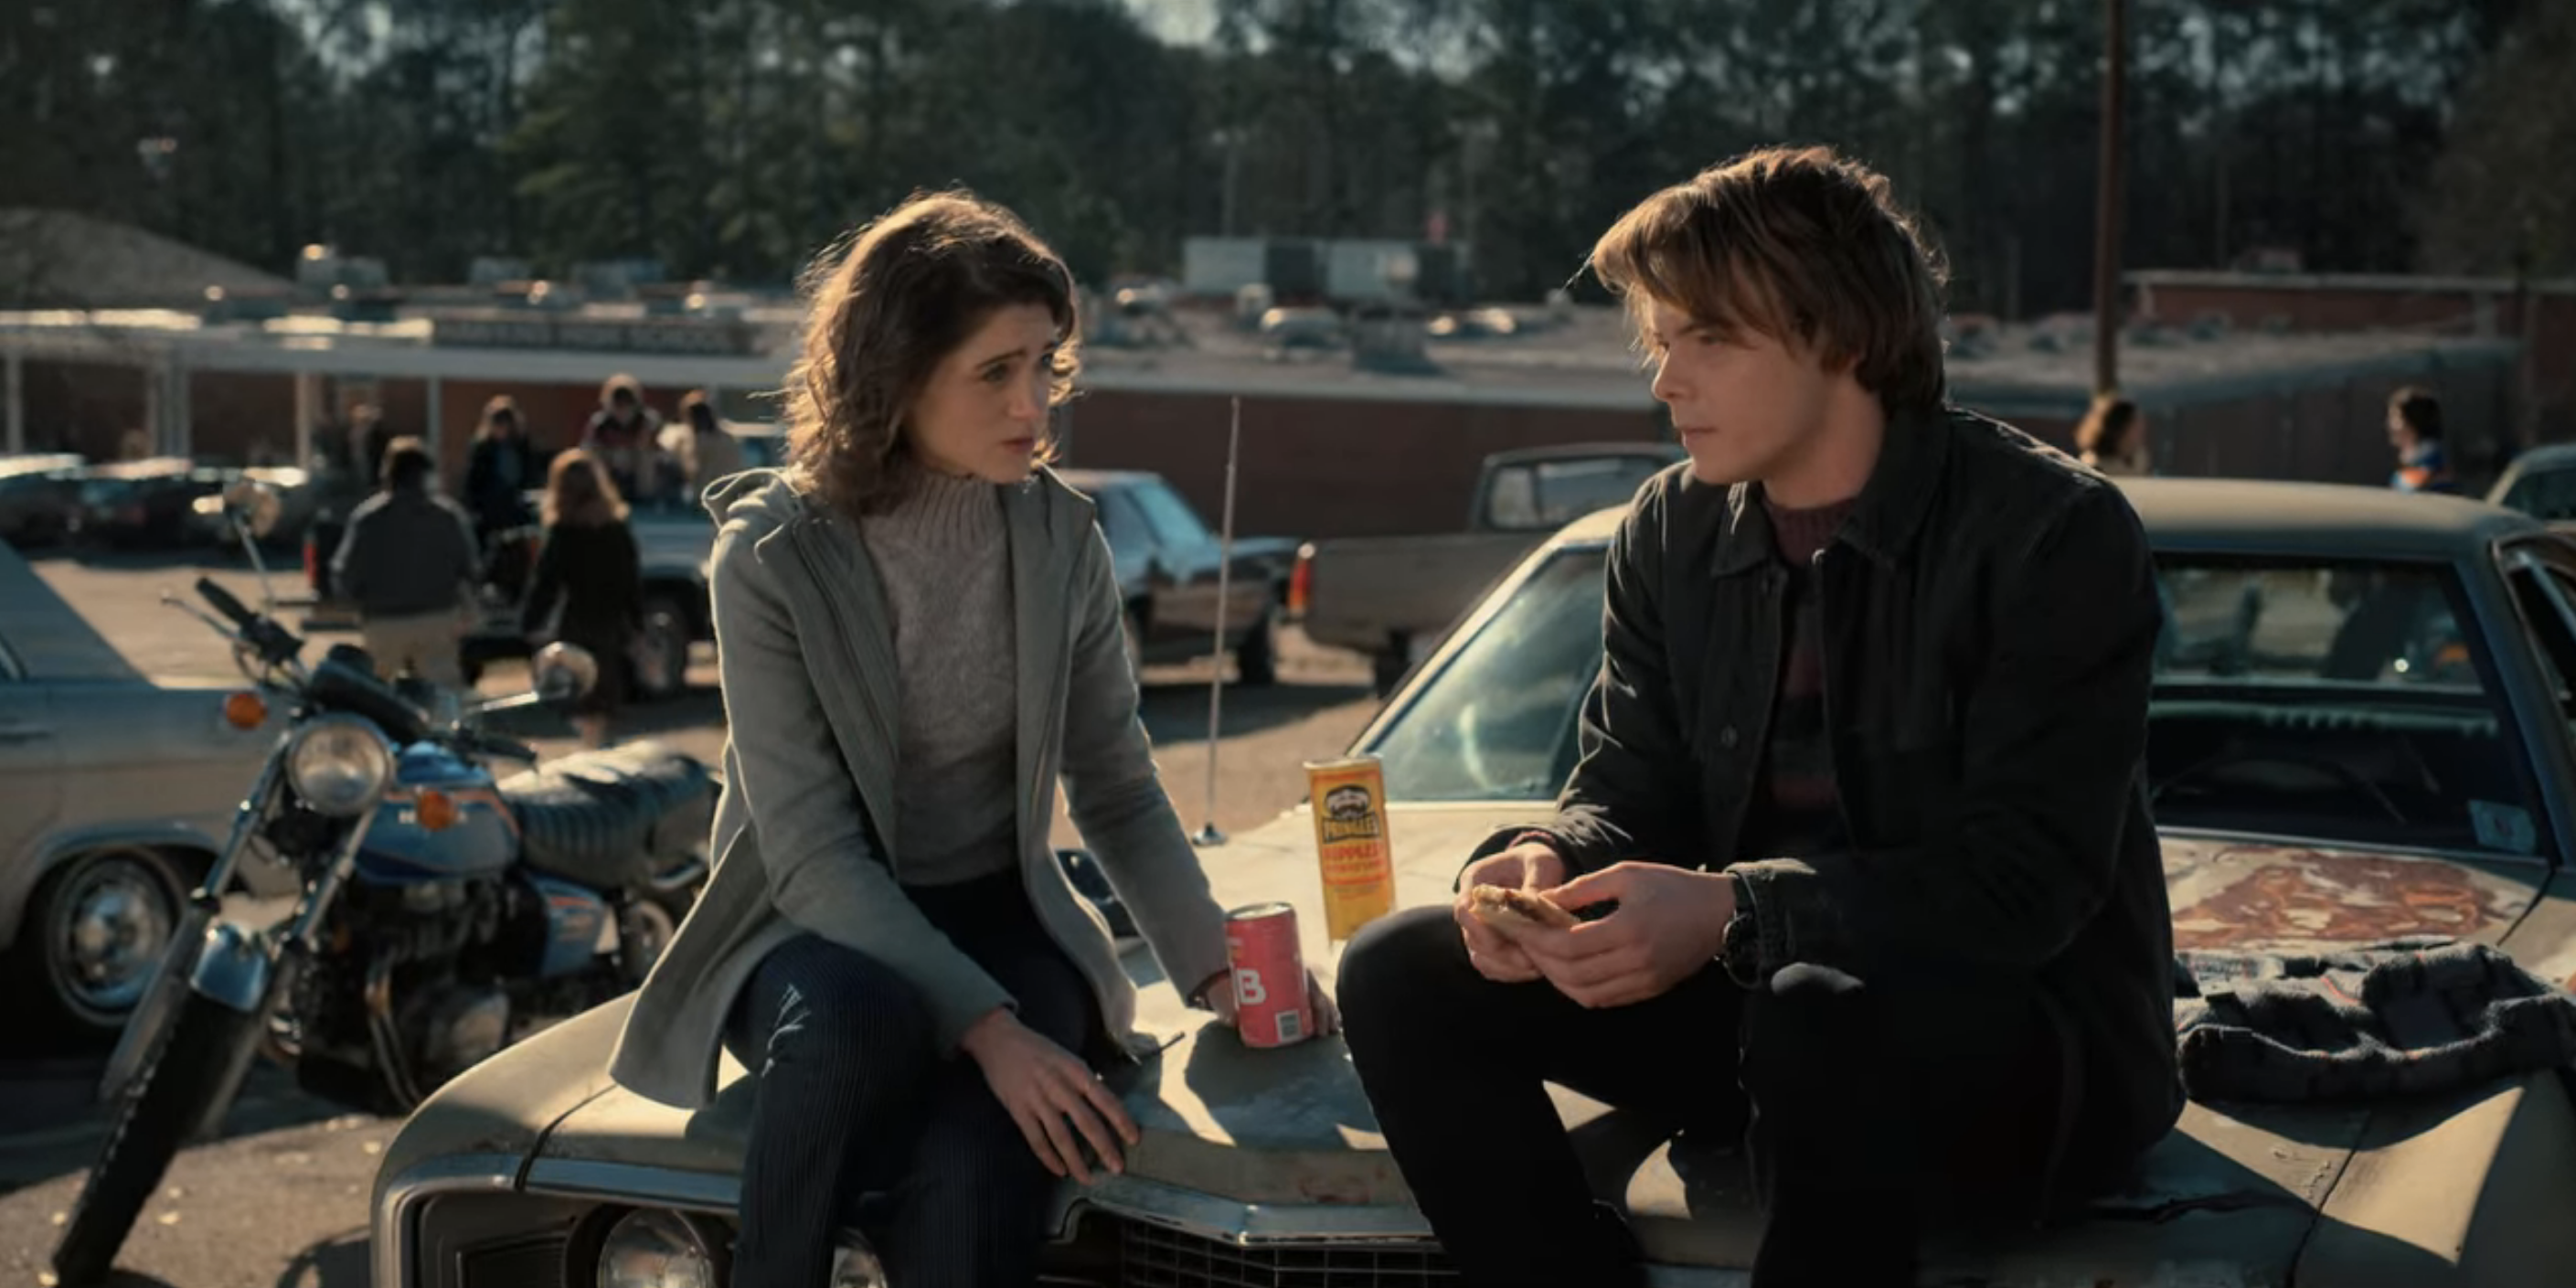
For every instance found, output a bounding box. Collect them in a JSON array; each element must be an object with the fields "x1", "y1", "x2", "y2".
[
  {"x1": 1485, "y1": 456, "x2": 1668, "y2": 531},
  {"x1": 1357, "y1": 543, "x2": 2546, "y2": 859},
  {"x1": 2148, "y1": 556, "x2": 2539, "y2": 857},
  {"x1": 1127, "y1": 478, "x2": 1211, "y2": 547},
  {"x1": 2495, "y1": 463, "x2": 2576, "y2": 522},
  {"x1": 1367, "y1": 547, "x2": 1607, "y2": 801}
]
